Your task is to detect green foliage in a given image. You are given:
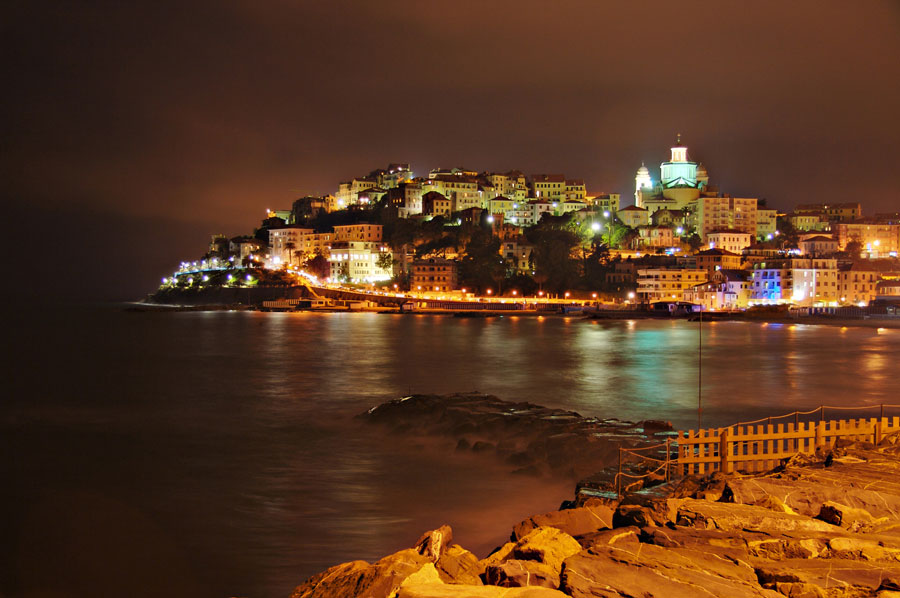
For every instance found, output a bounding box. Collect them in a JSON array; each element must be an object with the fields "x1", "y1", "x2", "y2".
[
  {"x1": 525, "y1": 217, "x2": 582, "y2": 293},
  {"x1": 458, "y1": 228, "x2": 506, "y2": 292},
  {"x1": 376, "y1": 251, "x2": 394, "y2": 271}
]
